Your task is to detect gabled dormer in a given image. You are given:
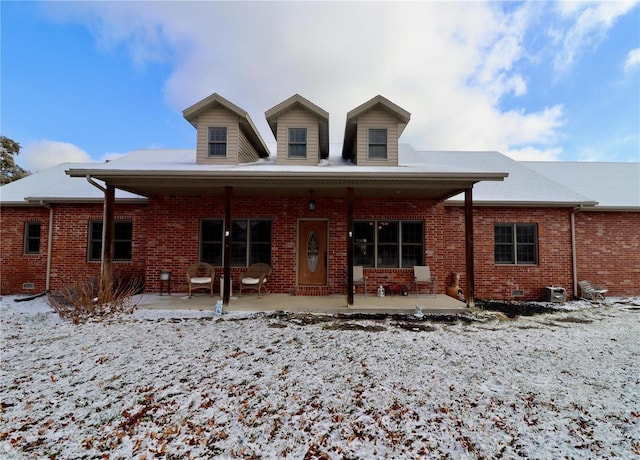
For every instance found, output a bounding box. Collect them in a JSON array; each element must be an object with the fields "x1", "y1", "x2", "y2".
[
  {"x1": 183, "y1": 93, "x2": 270, "y2": 165},
  {"x1": 265, "y1": 94, "x2": 329, "y2": 165},
  {"x1": 341, "y1": 95, "x2": 410, "y2": 166}
]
